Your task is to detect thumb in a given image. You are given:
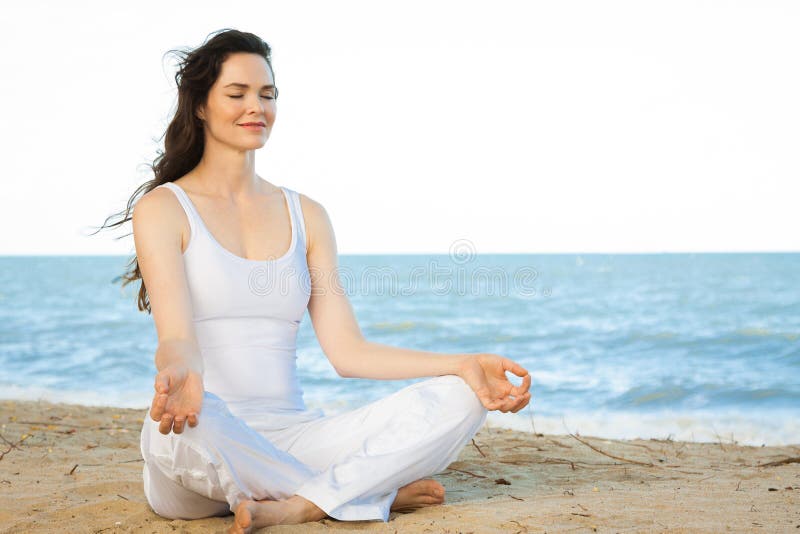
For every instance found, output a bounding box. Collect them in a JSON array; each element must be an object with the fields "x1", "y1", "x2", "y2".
[{"x1": 155, "y1": 372, "x2": 170, "y2": 394}]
